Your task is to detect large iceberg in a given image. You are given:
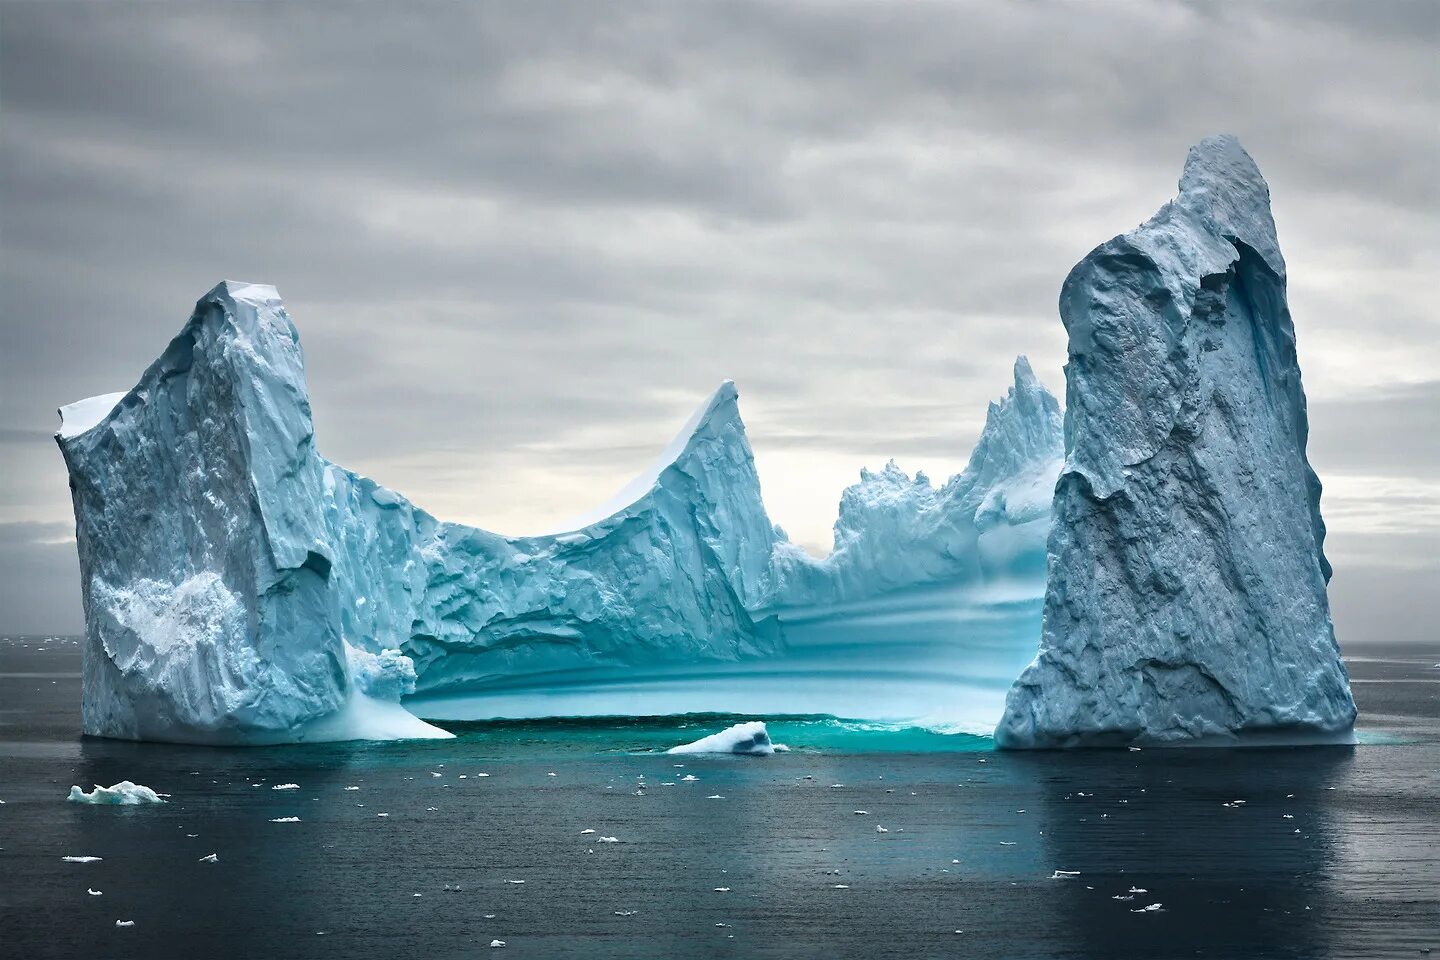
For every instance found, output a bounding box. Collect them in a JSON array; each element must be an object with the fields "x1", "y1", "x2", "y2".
[
  {"x1": 57, "y1": 283, "x2": 787, "y2": 743},
  {"x1": 995, "y1": 136, "x2": 1355, "y2": 748},
  {"x1": 57, "y1": 280, "x2": 1060, "y2": 740},
  {"x1": 56, "y1": 284, "x2": 452, "y2": 743}
]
